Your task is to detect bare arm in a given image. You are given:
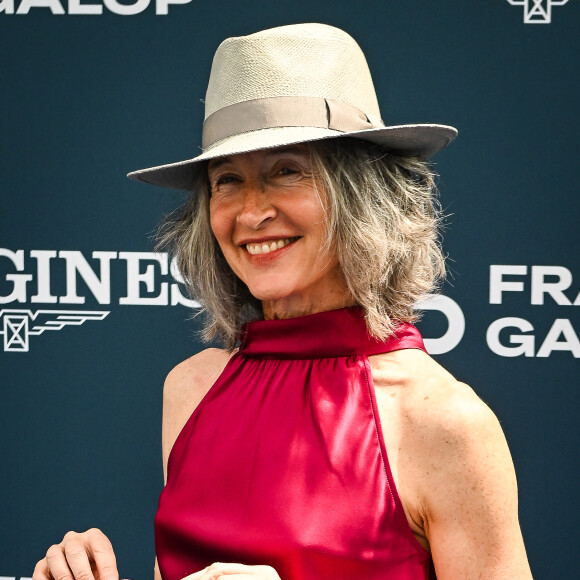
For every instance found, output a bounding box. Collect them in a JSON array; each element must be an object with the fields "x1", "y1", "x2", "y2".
[
  {"x1": 372, "y1": 348, "x2": 532, "y2": 579},
  {"x1": 154, "y1": 559, "x2": 162, "y2": 580},
  {"x1": 414, "y1": 383, "x2": 533, "y2": 579},
  {"x1": 161, "y1": 348, "x2": 231, "y2": 483}
]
